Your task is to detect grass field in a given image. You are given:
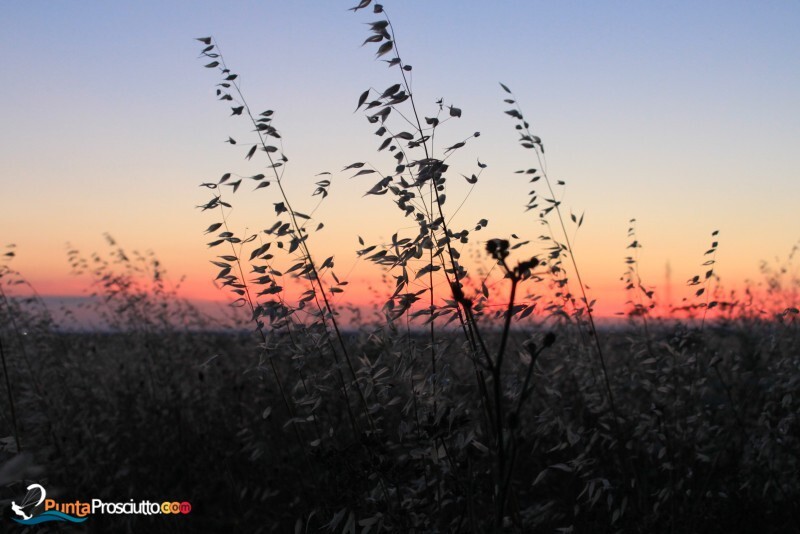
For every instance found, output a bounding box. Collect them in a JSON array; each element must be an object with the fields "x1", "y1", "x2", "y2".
[{"x1": 1, "y1": 288, "x2": 798, "y2": 532}]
